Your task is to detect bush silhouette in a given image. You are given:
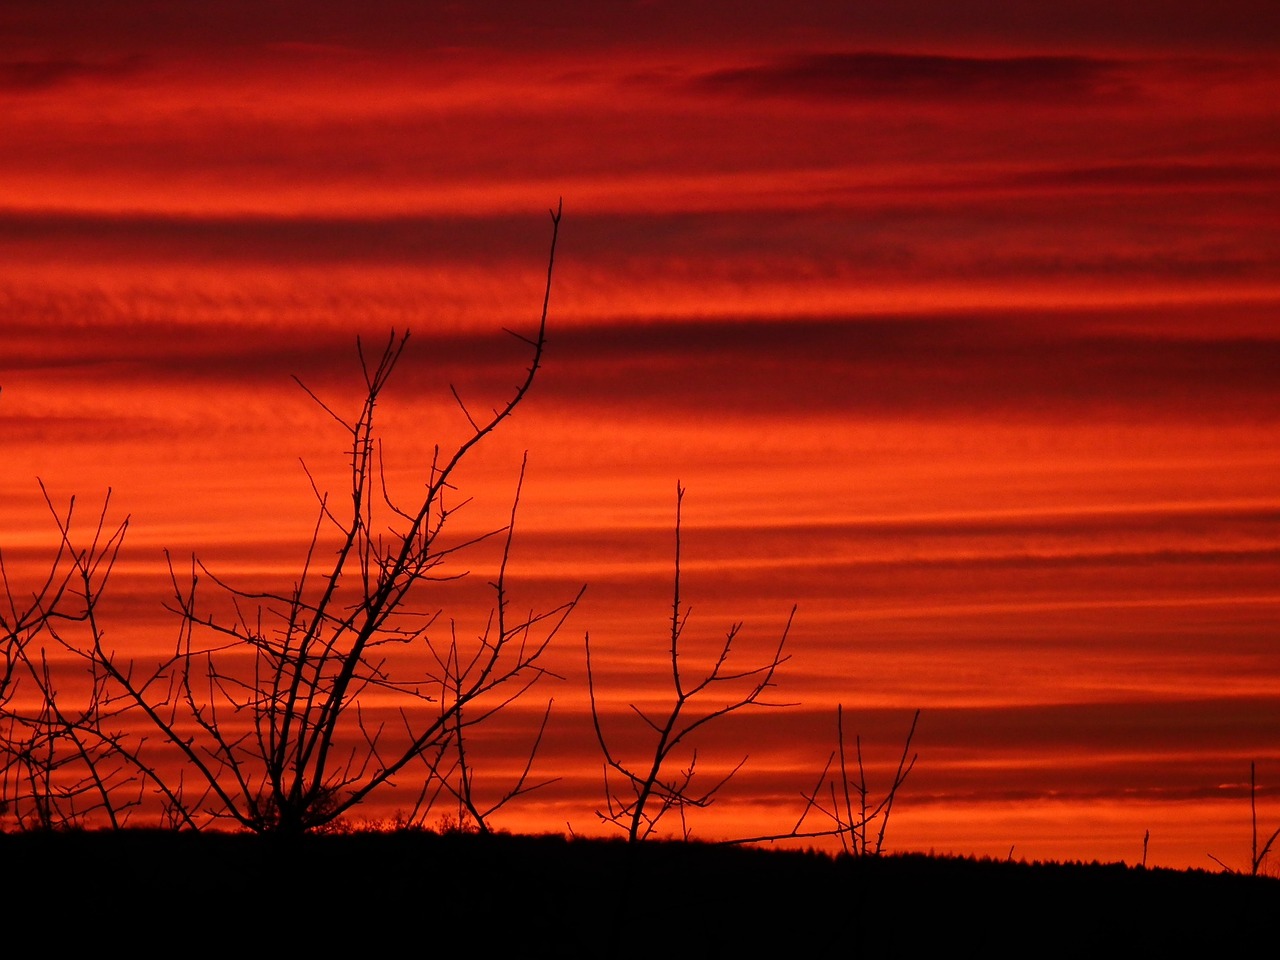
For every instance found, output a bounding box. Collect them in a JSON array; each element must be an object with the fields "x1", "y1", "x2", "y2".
[
  {"x1": 585, "y1": 482, "x2": 794, "y2": 841},
  {"x1": 2, "y1": 202, "x2": 578, "y2": 834}
]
